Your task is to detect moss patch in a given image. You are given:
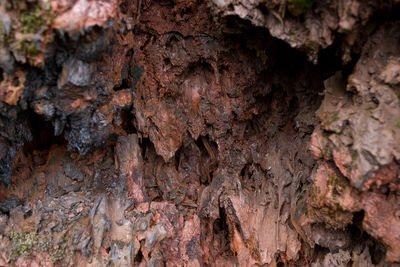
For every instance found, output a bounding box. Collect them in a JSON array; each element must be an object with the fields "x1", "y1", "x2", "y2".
[
  {"x1": 351, "y1": 151, "x2": 357, "y2": 162},
  {"x1": 16, "y1": 40, "x2": 40, "y2": 56},
  {"x1": 331, "y1": 113, "x2": 340, "y2": 121},
  {"x1": 288, "y1": 0, "x2": 314, "y2": 15},
  {"x1": 20, "y1": 5, "x2": 45, "y2": 34}
]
